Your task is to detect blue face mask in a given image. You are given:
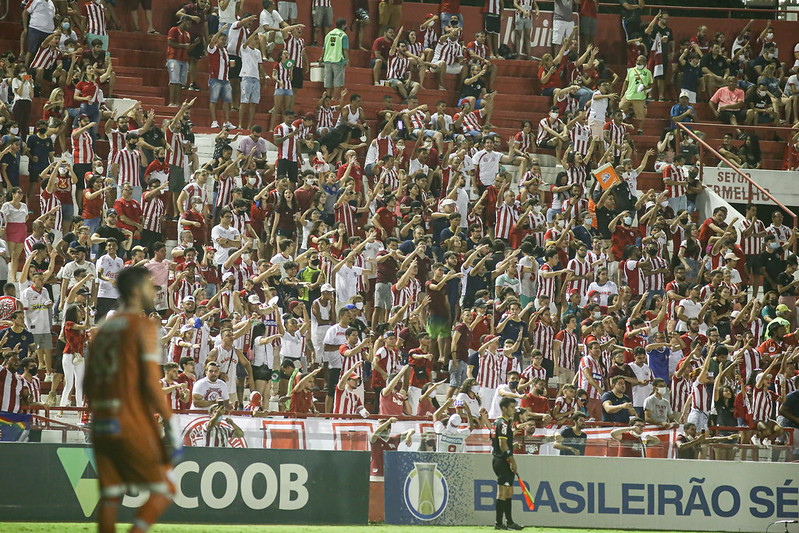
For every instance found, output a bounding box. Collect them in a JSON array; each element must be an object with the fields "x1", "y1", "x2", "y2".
[{"x1": 509, "y1": 381, "x2": 518, "y2": 390}]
